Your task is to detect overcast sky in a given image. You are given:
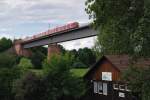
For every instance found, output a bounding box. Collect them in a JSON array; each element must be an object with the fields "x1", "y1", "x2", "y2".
[{"x1": 0, "y1": 0, "x2": 96, "y2": 50}]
